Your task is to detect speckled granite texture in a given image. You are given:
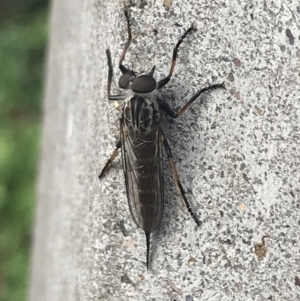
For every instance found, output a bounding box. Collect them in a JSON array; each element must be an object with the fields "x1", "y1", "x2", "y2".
[{"x1": 30, "y1": 0, "x2": 300, "y2": 300}]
